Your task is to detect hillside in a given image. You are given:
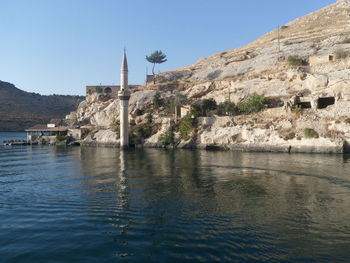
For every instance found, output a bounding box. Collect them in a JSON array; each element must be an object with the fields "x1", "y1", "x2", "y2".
[
  {"x1": 64, "y1": 0, "x2": 350, "y2": 153},
  {"x1": 0, "y1": 81, "x2": 83, "y2": 131},
  {"x1": 155, "y1": 0, "x2": 350, "y2": 104}
]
